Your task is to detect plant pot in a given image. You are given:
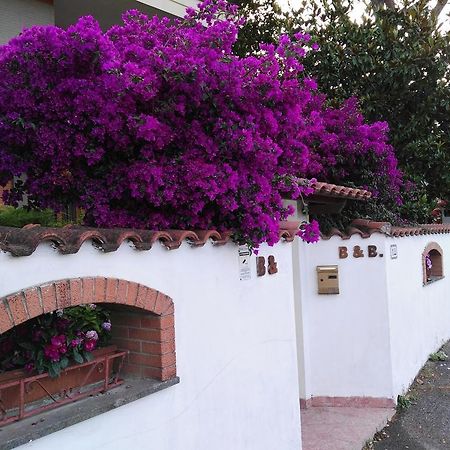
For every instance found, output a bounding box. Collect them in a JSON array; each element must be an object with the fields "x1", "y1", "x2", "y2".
[{"x1": 0, "y1": 345, "x2": 117, "y2": 412}]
